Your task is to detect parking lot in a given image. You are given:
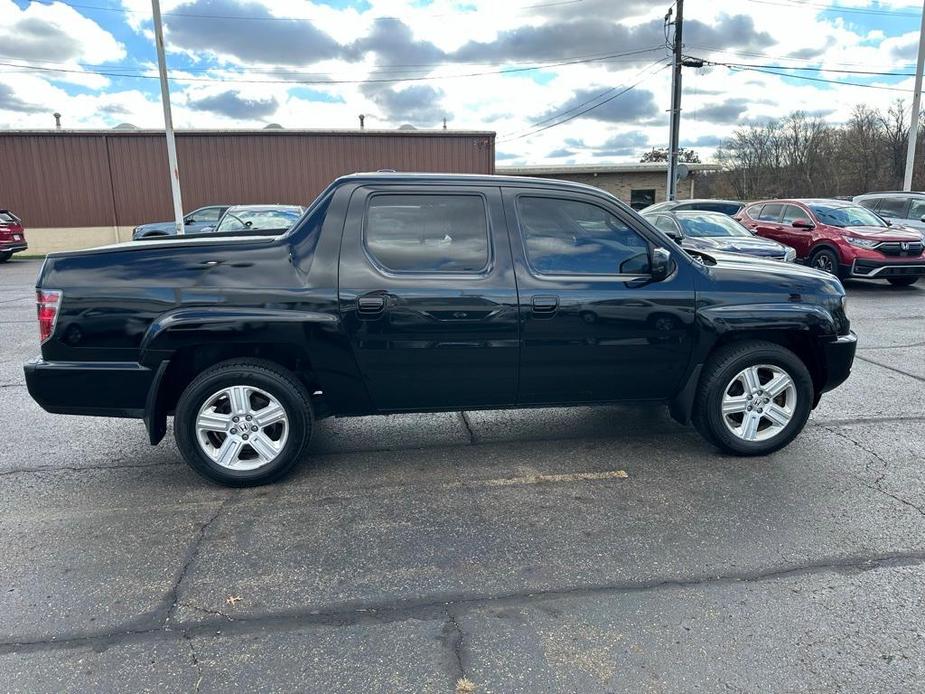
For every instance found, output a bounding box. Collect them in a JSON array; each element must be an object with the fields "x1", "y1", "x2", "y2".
[{"x1": 0, "y1": 257, "x2": 923, "y2": 692}]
